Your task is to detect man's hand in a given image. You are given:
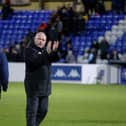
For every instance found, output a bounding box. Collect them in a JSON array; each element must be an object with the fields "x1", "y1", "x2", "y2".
[
  {"x1": 46, "y1": 41, "x2": 52, "y2": 54},
  {"x1": 46, "y1": 41, "x2": 59, "y2": 54},
  {"x1": 52, "y1": 41, "x2": 59, "y2": 52}
]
